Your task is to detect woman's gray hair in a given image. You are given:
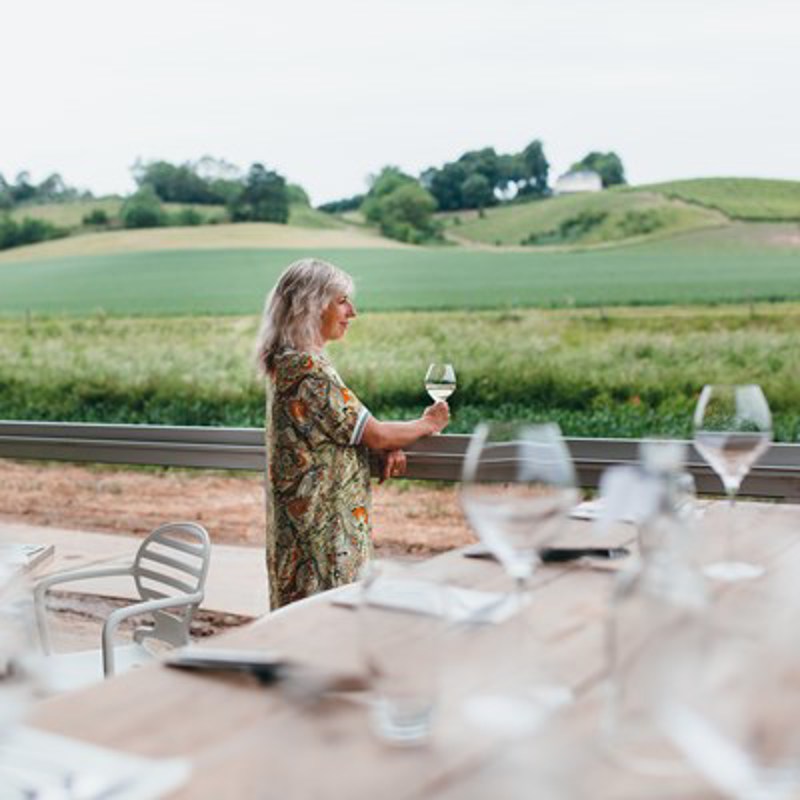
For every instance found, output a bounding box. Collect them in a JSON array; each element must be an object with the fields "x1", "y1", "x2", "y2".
[{"x1": 256, "y1": 258, "x2": 355, "y2": 373}]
